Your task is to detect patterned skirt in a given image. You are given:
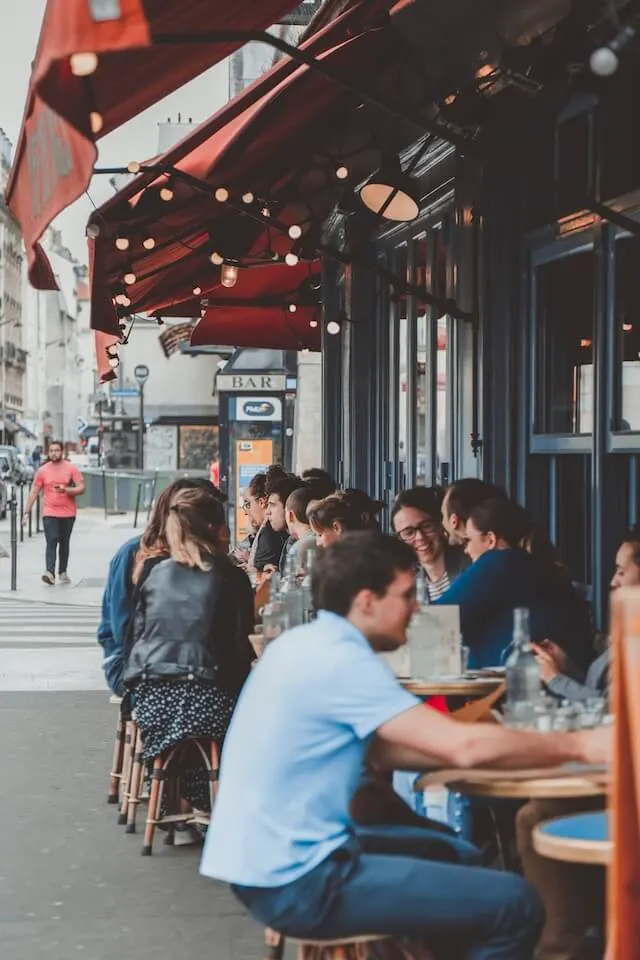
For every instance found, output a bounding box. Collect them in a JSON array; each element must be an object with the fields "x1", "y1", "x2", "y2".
[{"x1": 134, "y1": 678, "x2": 235, "y2": 811}]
